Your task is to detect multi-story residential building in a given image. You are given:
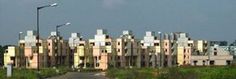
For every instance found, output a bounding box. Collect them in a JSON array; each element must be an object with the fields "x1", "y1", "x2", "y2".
[
  {"x1": 140, "y1": 31, "x2": 160, "y2": 68},
  {"x1": 191, "y1": 44, "x2": 233, "y2": 66},
  {"x1": 60, "y1": 39, "x2": 71, "y2": 66},
  {"x1": 116, "y1": 30, "x2": 139, "y2": 68},
  {"x1": 18, "y1": 34, "x2": 25, "y2": 67},
  {"x1": 162, "y1": 33, "x2": 177, "y2": 67},
  {"x1": 89, "y1": 29, "x2": 113, "y2": 70},
  {"x1": 176, "y1": 32, "x2": 193, "y2": 66},
  {"x1": 4, "y1": 29, "x2": 235, "y2": 69},
  {"x1": 47, "y1": 32, "x2": 60, "y2": 67},
  {"x1": 209, "y1": 41, "x2": 228, "y2": 46},
  {"x1": 24, "y1": 30, "x2": 47, "y2": 69},
  {"x1": 69, "y1": 33, "x2": 87, "y2": 68},
  {"x1": 4, "y1": 46, "x2": 18, "y2": 67},
  {"x1": 194, "y1": 40, "x2": 208, "y2": 53},
  {"x1": 48, "y1": 31, "x2": 71, "y2": 66}
]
